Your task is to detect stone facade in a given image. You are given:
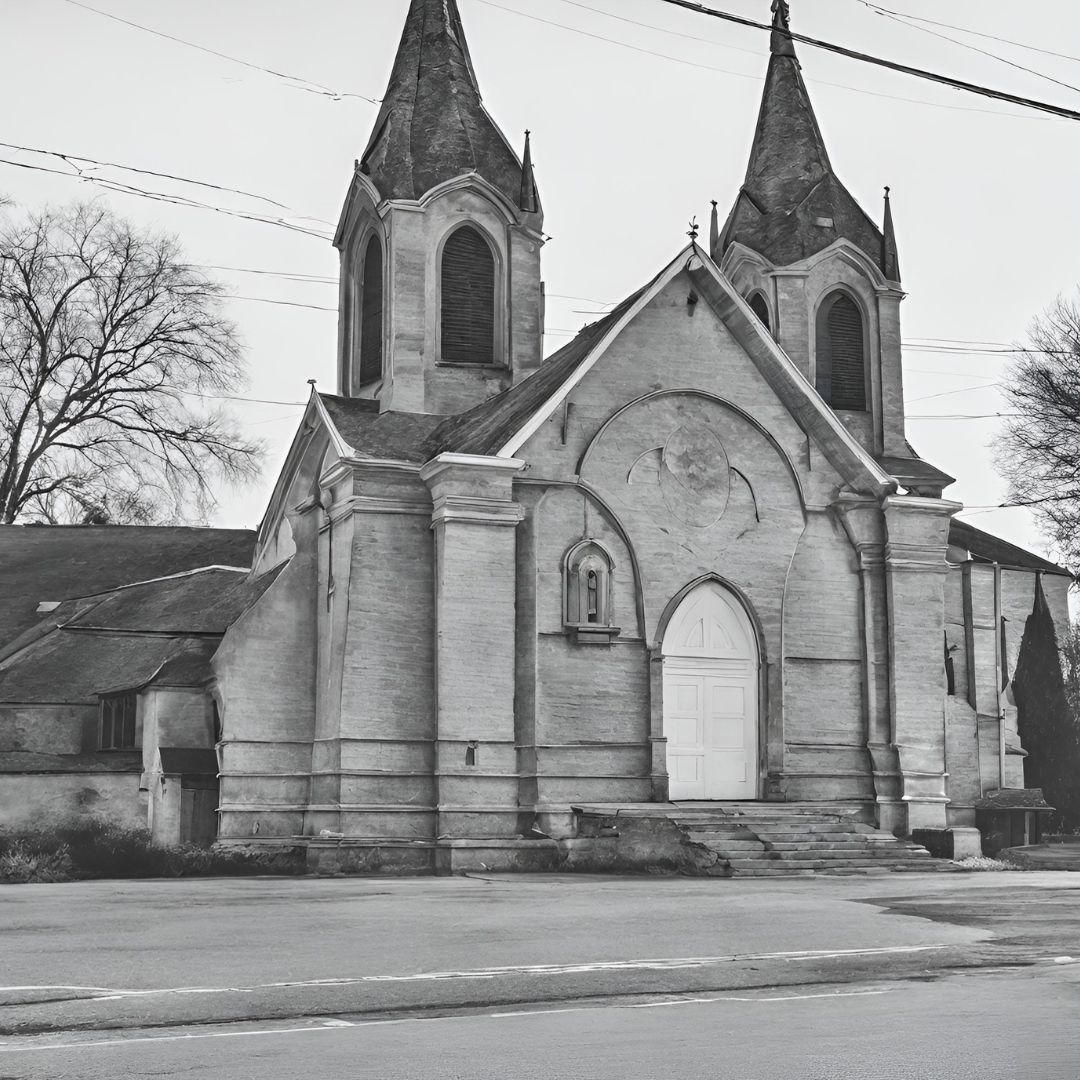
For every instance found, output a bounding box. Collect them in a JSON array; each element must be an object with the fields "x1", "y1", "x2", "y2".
[{"x1": 0, "y1": 0, "x2": 1072, "y2": 868}]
